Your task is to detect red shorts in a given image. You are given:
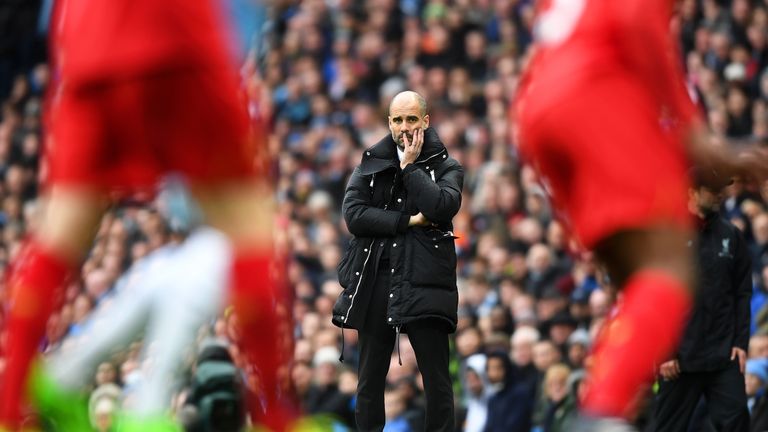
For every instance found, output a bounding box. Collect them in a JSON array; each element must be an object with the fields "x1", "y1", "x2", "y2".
[
  {"x1": 46, "y1": 68, "x2": 255, "y2": 192},
  {"x1": 516, "y1": 73, "x2": 691, "y2": 249}
]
